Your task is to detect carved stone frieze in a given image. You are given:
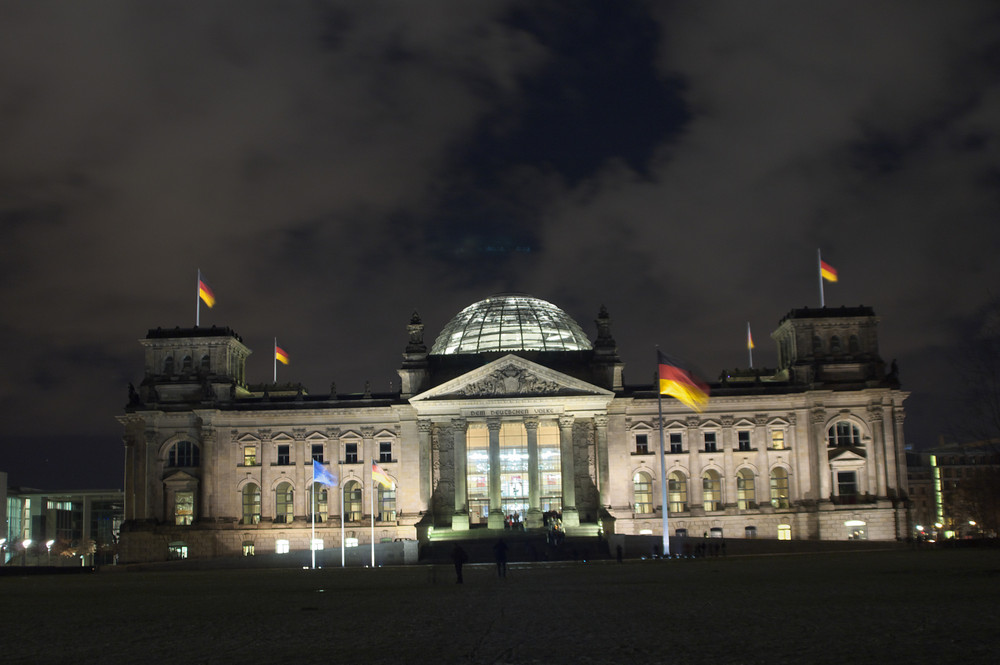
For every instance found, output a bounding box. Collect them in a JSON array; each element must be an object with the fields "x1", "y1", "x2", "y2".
[{"x1": 459, "y1": 363, "x2": 562, "y2": 397}]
